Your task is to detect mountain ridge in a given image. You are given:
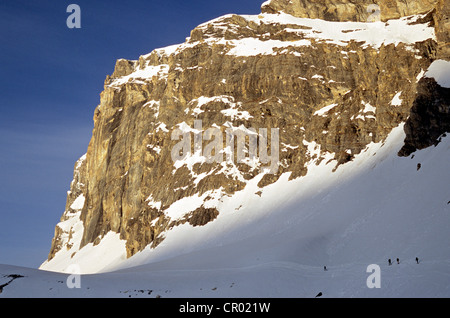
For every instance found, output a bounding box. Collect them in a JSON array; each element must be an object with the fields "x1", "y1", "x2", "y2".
[{"x1": 40, "y1": 0, "x2": 449, "y2": 274}]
